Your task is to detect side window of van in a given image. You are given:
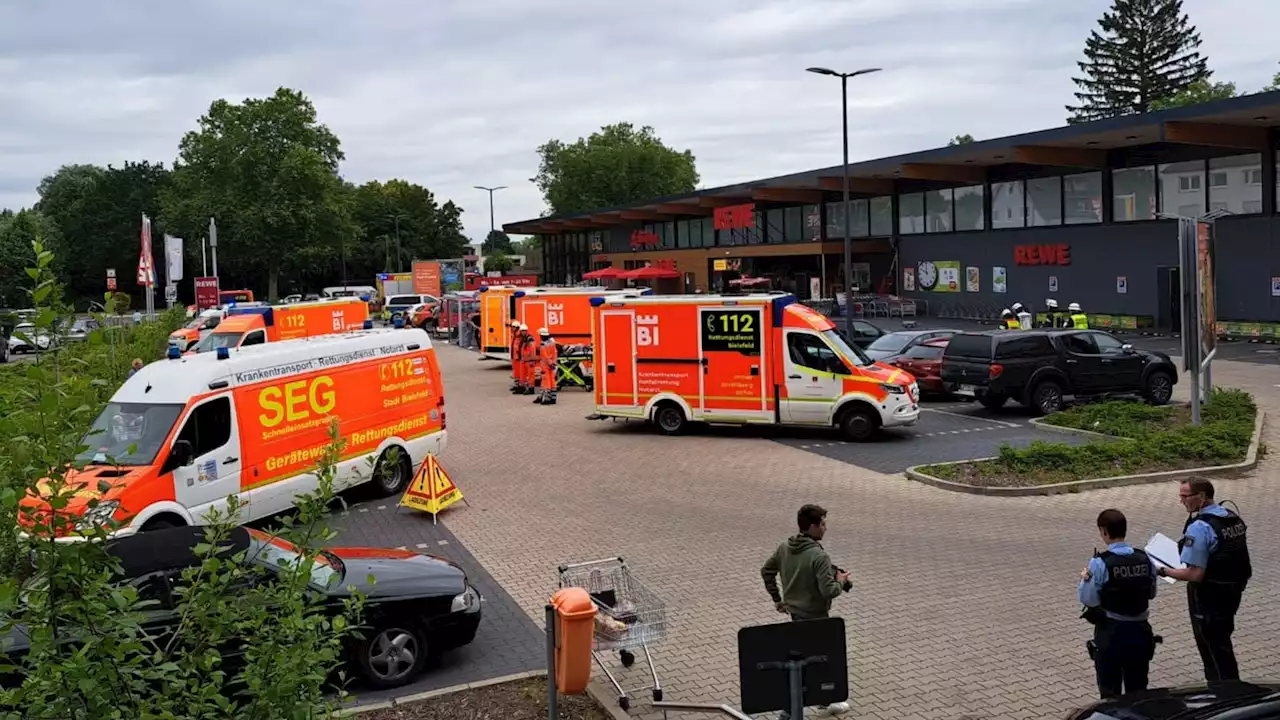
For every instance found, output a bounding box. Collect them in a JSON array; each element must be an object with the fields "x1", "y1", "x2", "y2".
[
  {"x1": 788, "y1": 333, "x2": 848, "y2": 375},
  {"x1": 163, "y1": 398, "x2": 233, "y2": 473},
  {"x1": 240, "y1": 330, "x2": 266, "y2": 347}
]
